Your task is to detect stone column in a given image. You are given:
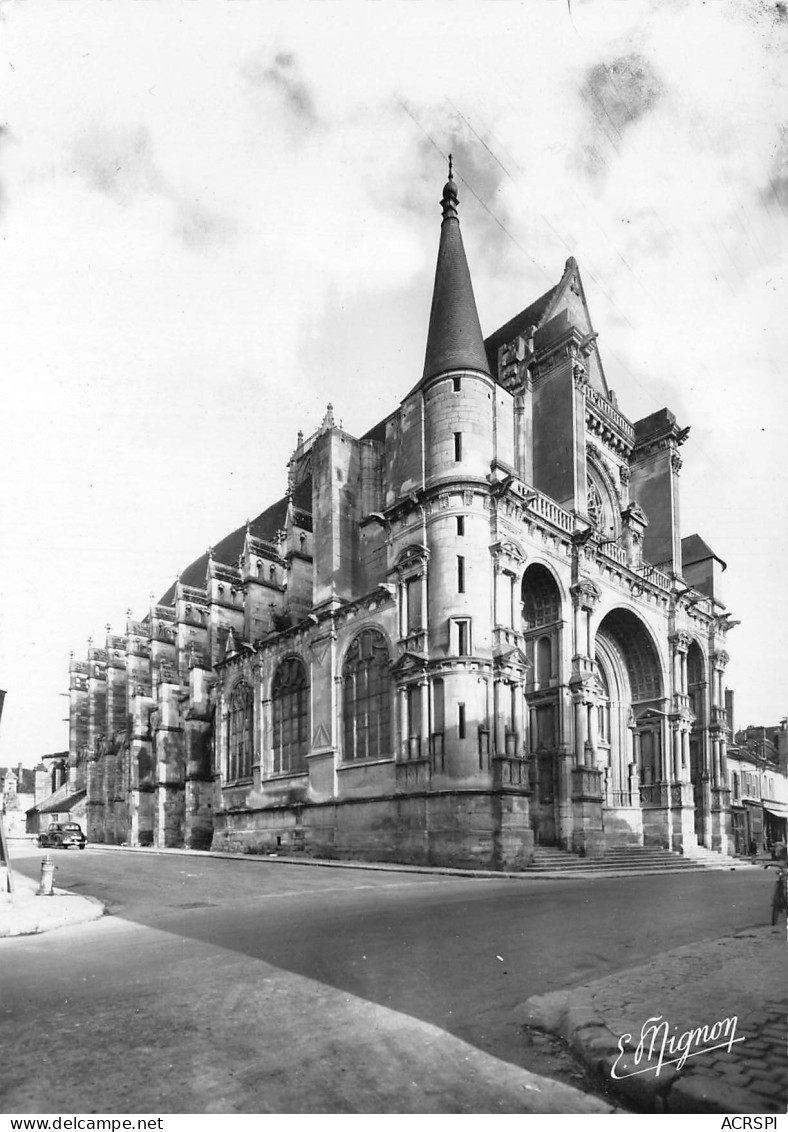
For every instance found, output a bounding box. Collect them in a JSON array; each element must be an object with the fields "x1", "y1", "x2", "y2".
[
  {"x1": 513, "y1": 682, "x2": 524, "y2": 757},
  {"x1": 494, "y1": 680, "x2": 507, "y2": 756},
  {"x1": 570, "y1": 580, "x2": 601, "y2": 664},
  {"x1": 673, "y1": 725, "x2": 682, "y2": 782},
  {"x1": 574, "y1": 695, "x2": 588, "y2": 766},
  {"x1": 588, "y1": 701, "x2": 599, "y2": 766},
  {"x1": 419, "y1": 678, "x2": 429, "y2": 757},
  {"x1": 399, "y1": 687, "x2": 408, "y2": 760}
]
